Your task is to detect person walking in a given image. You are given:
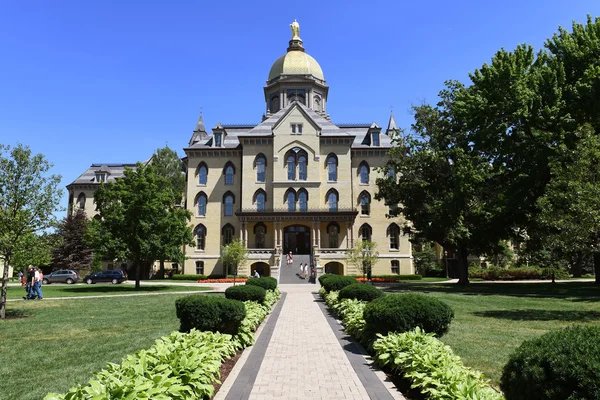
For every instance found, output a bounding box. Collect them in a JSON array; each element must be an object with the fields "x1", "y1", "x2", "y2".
[
  {"x1": 35, "y1": 268, "x2": 44, "y2": 300},
  {"x1": 254, "y1": 269, "x2": 260, "y2": 278},
  {"x1": 299, "y1": 263, "x2": 304, "y2": 279},
  {"x1": 287, "y1": 252, "x2": 293, "y2": 268},
  {"x1": 24, "y1": 265, "x2": 36, "y2": 300}
]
